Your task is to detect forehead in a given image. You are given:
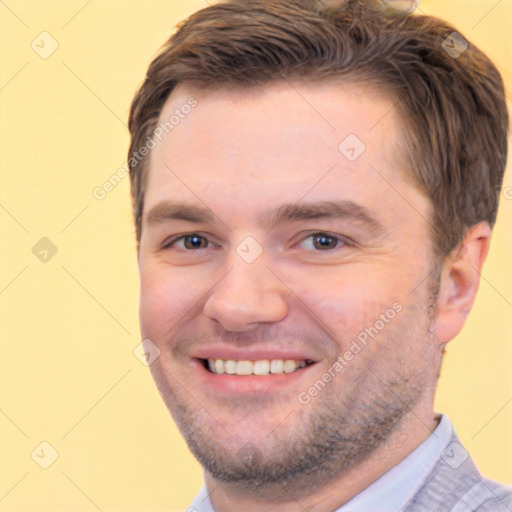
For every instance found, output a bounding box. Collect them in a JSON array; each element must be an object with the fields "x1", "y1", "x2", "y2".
[
  {"x1": 153, "y1": 80, "x2": 402, "y2": 169},
  {"x1": 144, "y1": 80, "x2": 426, "y2": 225}
]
